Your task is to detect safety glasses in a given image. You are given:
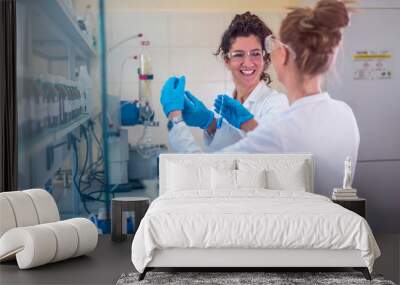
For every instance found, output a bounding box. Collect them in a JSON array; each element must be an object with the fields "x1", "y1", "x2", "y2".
[
  {"x1": 226, "y1": 49, "x2": 266, "y2": 63},
  {"x1": 265, "y1": 35, "x2": 296, "y2": 59}
]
